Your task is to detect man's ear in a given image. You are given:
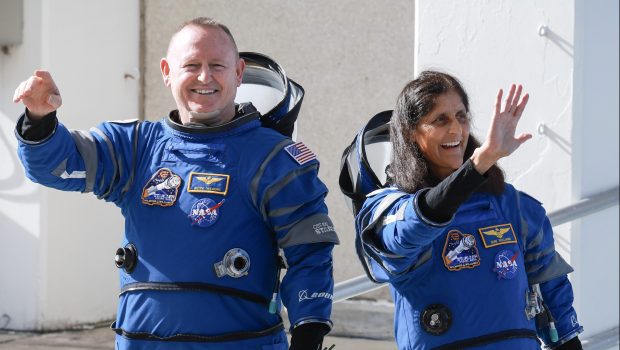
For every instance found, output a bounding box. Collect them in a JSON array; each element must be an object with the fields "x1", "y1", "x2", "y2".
[
  {"x1": 160, "y1": 58, "x2": 171, "y2": 87},
  {"x1": 236, "y1": 58, "x2": 246, "y2": 87}
]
